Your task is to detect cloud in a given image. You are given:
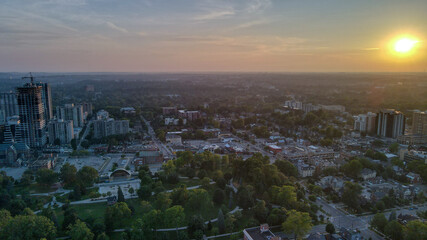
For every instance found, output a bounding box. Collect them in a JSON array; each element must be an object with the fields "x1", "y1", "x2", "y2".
[
  {"x1": 245, "y1": 0, "x2": 271, "y2": 13},
  {"x1": 194, "y1": 10, "x2": 235, "y2": 21},
  {"x1": 233, "y1": 19, "x2": 270, "y2": 30},
  {"x1": 106, "y1": 22, "x2": 128, "y2": 33},
  {"x1": 362, "y1": 48, "x2": 379, "y2": 51}
]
